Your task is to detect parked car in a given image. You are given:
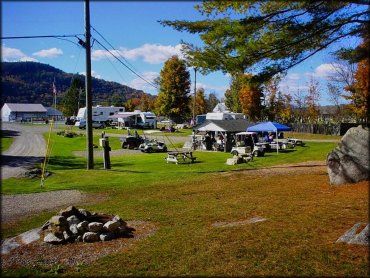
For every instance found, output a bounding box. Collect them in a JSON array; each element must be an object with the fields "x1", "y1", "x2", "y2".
[
  {"x1": 120, "y1": 135, "x2": 144, "y2": 149},
  {"x1": 138, "y1": 139, "x2": 167, "y2": 153},
  {"x1": 75, "y1": 120, "x2": 105, "y2": 129}
]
